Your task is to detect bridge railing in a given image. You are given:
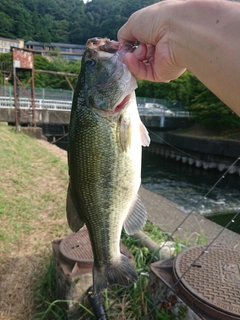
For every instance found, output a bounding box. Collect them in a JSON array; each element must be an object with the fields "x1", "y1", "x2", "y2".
[
  {"x1": 0, "y1": 86, "x2": 191, "y2": 116},
  {"x1": 0, "y1": 96, "x2": 72, "y2": 111}
]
